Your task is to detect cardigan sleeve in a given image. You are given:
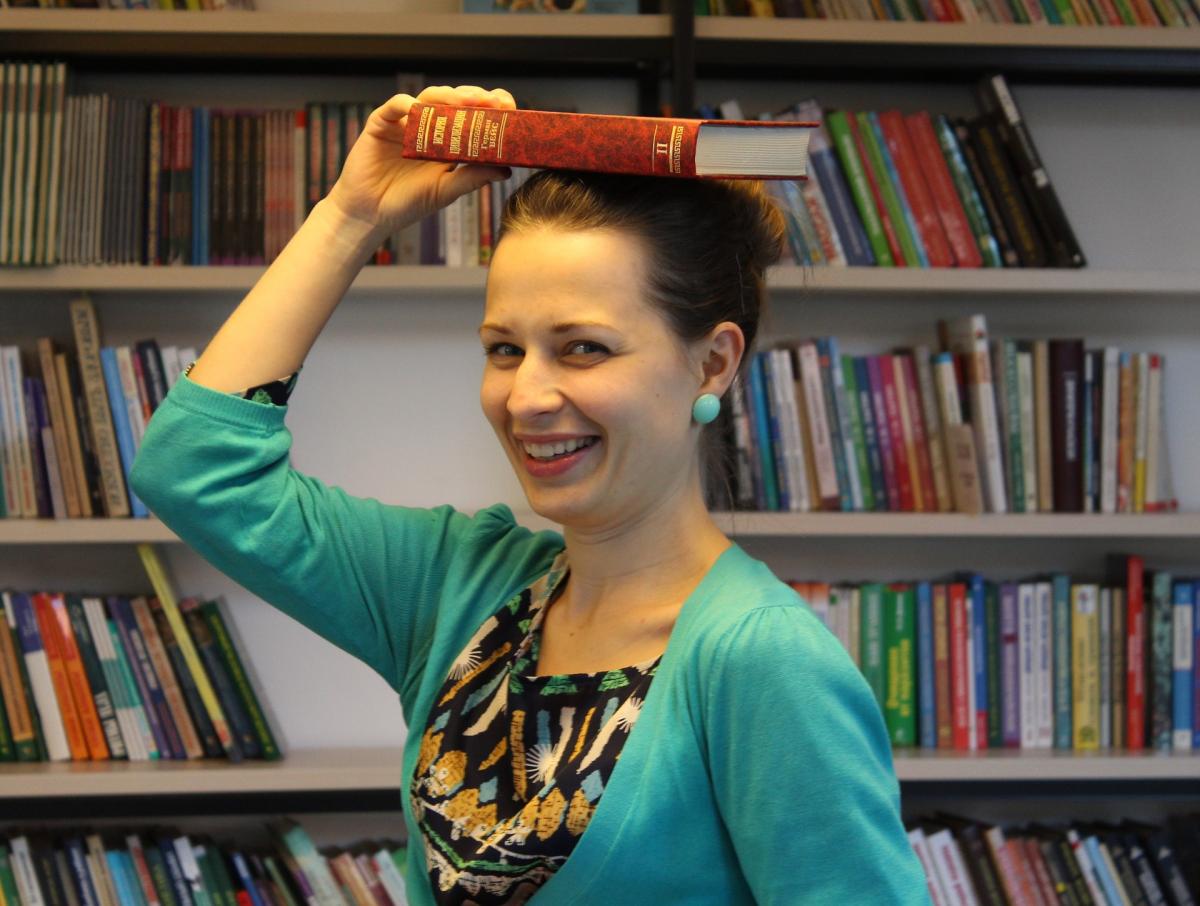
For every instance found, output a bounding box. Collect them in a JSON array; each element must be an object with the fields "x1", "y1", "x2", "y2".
[
  {"x1": 128, "y1": 370, "x2": 538, "y2": 700},
  {"x1": 703, "y1": 603, "x2": 932, "y2": 905}
]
